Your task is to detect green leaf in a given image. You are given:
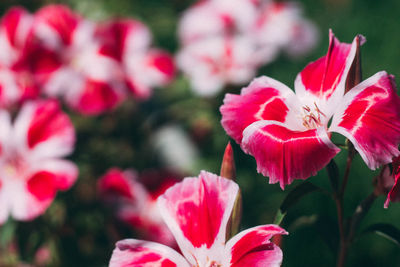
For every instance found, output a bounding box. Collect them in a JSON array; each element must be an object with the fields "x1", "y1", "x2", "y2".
[
  {"x1": 0, "y1": 218, "x2": 16, "y2": 248},
  {"x1": 363, "y1": 223, "x2": 400, "y2": 247},
  {"x1": 326, "y1": 159, "x2": 339, "y2": 194},
  {"x1": 280, "y1": 181, "x2": 321, "y2": 213},
  {"x1": 273, "y1": 209, "x2": 286, "y2": 226}
]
